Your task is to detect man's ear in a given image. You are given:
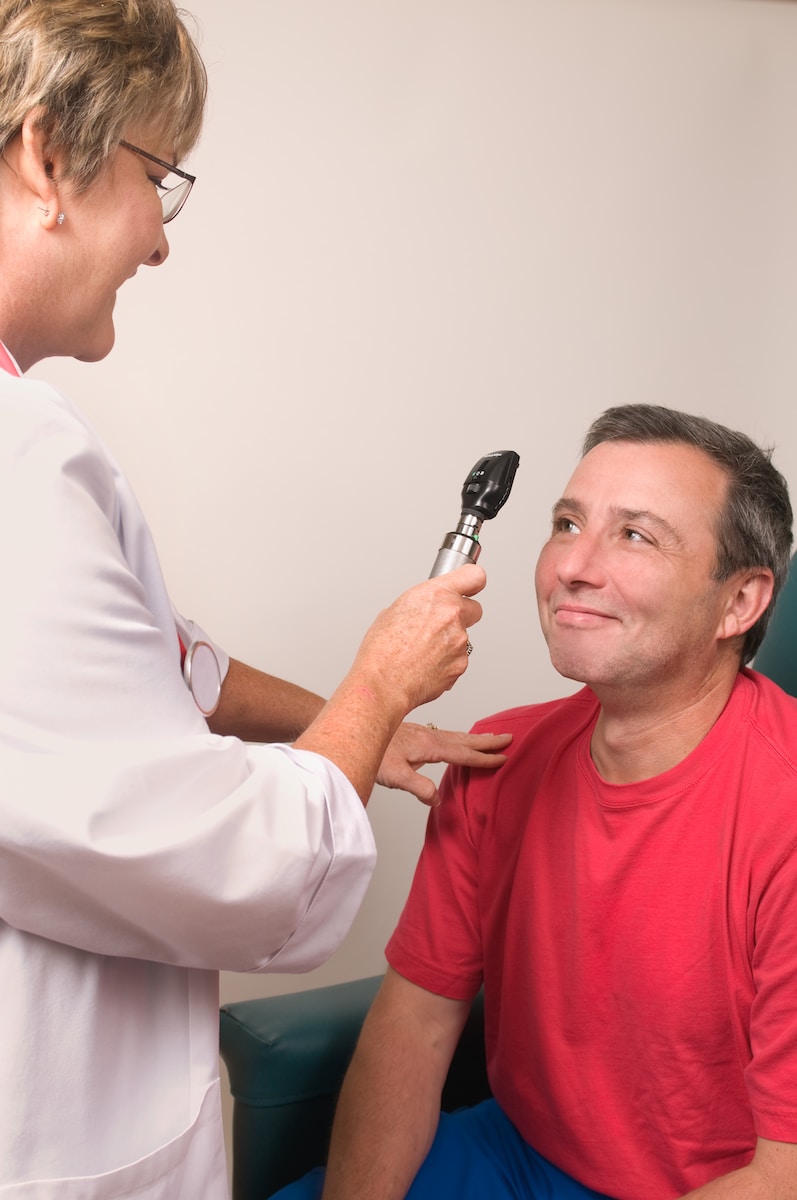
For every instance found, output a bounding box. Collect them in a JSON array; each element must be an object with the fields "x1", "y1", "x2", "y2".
[
  {"x1": 11, "y1": 109, "x2": 62, "y2": 229},
  {"x1": 717, "y1": 569, "x2": 774, "y2": 644}
]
